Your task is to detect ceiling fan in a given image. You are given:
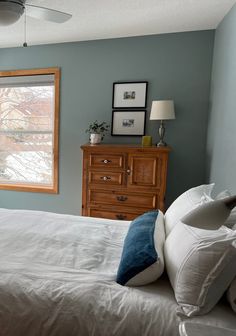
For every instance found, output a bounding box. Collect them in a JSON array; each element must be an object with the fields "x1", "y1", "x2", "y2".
[{"x1": 0, "y1": 0, "x2": 72, "y2": 26}]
